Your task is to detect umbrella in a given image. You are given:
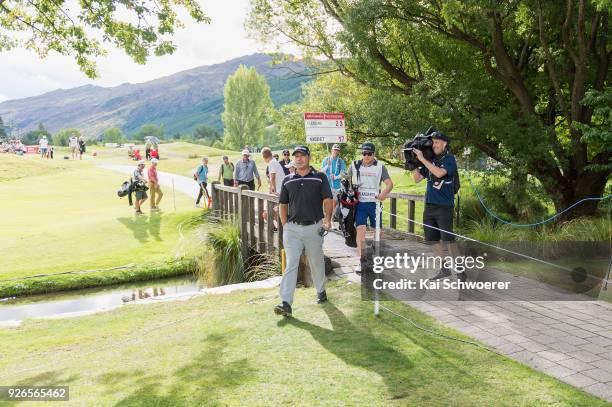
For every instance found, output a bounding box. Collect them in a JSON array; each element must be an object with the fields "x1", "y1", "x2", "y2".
[{"x1": 146, "y1": 136, "x2": 161, "y2": 145}]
